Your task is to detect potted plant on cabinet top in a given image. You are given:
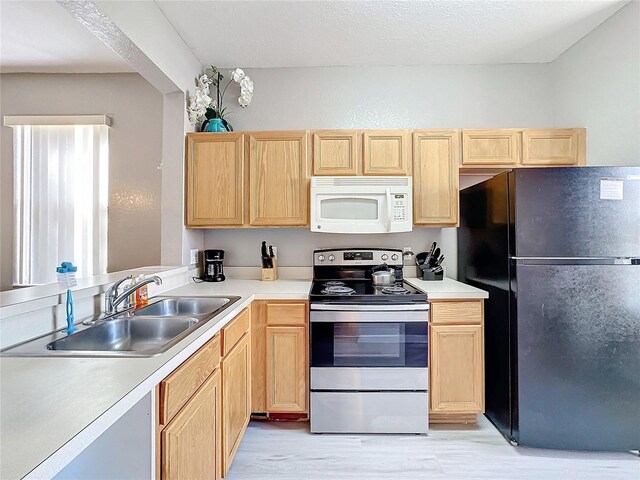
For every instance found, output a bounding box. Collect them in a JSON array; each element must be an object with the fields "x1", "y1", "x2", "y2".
[{"x1": 187, "y1": 65, "x2": 254, "y2": 132}]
